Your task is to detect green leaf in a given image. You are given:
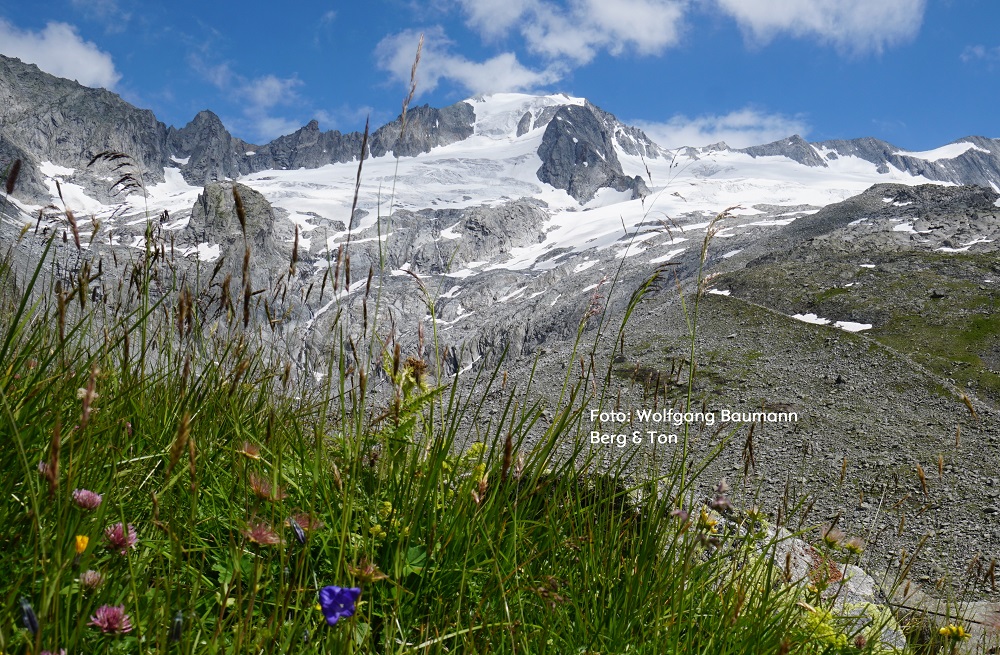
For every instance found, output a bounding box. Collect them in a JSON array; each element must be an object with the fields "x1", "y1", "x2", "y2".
[{"x1": 404, "y1": 545, "x2": 427, "y2": 575}]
